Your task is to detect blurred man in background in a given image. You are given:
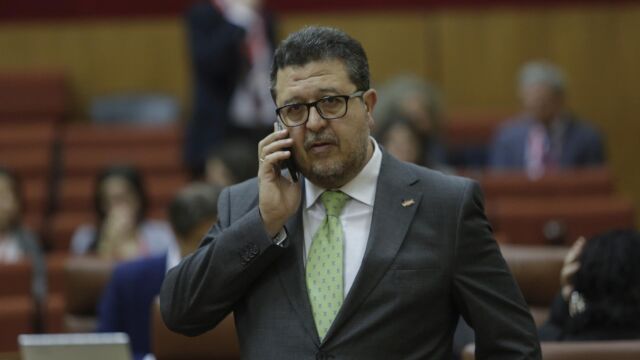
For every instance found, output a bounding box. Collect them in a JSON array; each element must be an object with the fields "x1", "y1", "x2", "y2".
[
  {"x1": 183, "y1": 0, "x2": 276, "y2": 177},
  {"x1": 489, "y1": 61, "x2": 605, "y2": 178}
]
